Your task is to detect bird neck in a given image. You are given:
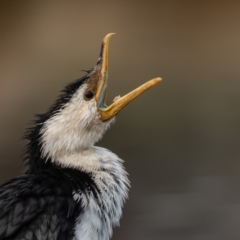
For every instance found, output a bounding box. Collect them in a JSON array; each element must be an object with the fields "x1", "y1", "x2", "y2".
[{"x1": 50, "y1": 146, "x2": 121, "y2": 174}]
